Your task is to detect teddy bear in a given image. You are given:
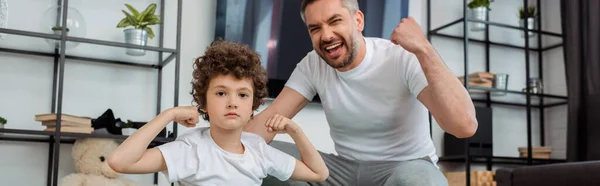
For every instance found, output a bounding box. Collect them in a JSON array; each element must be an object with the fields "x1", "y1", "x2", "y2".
[{"x1": 59, "y1": 138, "x2": 153, "y2": 186}]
